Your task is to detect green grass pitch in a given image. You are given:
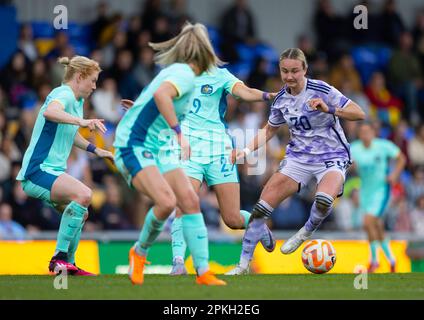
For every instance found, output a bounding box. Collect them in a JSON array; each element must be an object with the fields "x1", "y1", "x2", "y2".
[{"x1": 1, "y1": 273, "x2": 423, "y2": 300}]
